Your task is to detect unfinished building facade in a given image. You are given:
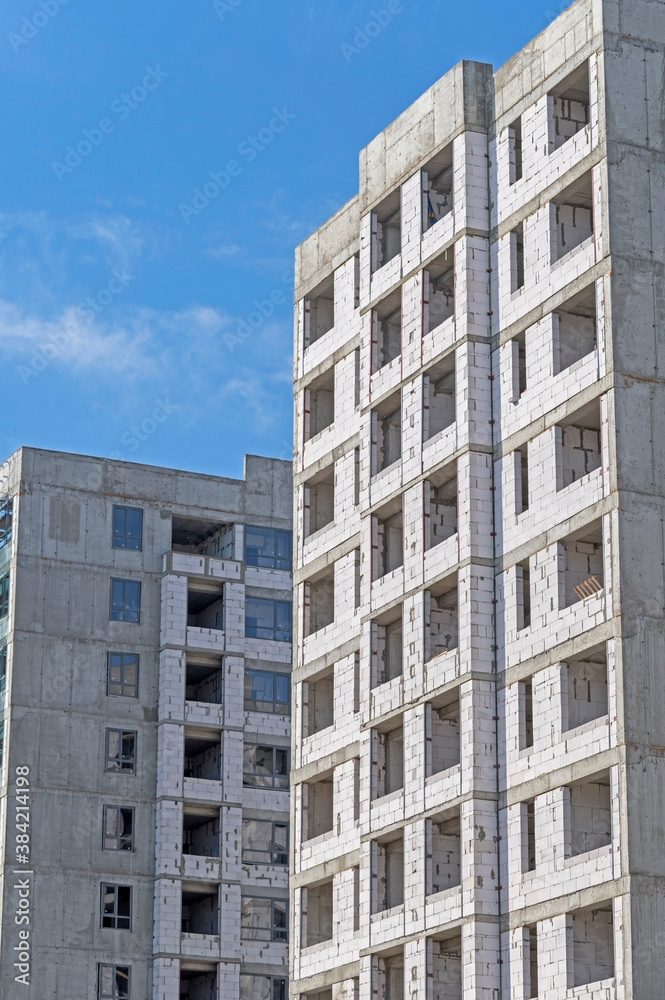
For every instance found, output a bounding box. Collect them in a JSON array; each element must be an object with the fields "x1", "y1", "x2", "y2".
[
  {"x1": 0, "y1": 448, "x2": 291, "y2": 1000},
  {"x1": 291, "y1": 1, "x2": 665, "y2": 997}
]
